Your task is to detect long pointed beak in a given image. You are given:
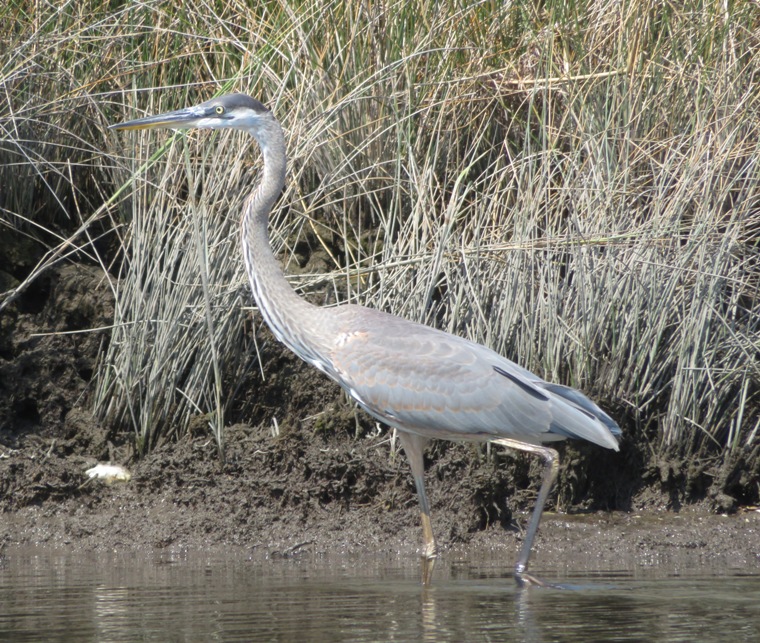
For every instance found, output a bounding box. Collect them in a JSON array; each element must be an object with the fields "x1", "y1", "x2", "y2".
[{"x1": 109, "y1": 106, "x2": 205, "y2": 131}]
